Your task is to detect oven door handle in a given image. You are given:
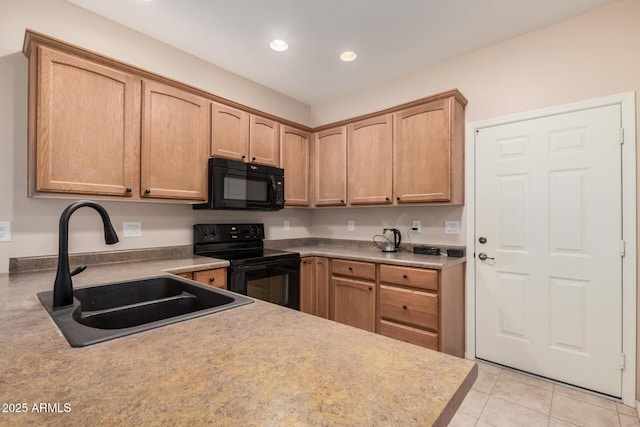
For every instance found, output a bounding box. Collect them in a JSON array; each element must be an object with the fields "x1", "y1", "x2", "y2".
[{"x1": 228, "y1": 258, "x2": 300, "y2": 272}]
